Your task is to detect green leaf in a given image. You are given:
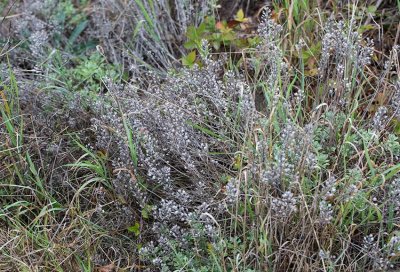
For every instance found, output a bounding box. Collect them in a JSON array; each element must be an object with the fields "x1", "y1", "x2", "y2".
[
  {"x1": 186, "y1": 120, "x2": 226, "y2": 140},
  {"x1": 221, "y1": 32, "x2": 235, "y2": 42},
  {"x1": 134, "y1": 0, "x2": 159, "y2": 41},
  {"x1": 187, "y1": 51, "x2": 196, "y2": 63},
  {"x1": 141, "y1": 204, "x2": 152, "y2": 219},
  {"x1": 235, "y1": 9, "x2": 246, "y2": 22},
  {"x1": 127, "y1": 222, "x2": 140, "y2": 236},
  {"x1": 359, "y1": 24, "x2": 375, "y2": 33},
  {"x1": 121, "y1": 115, "x2": 138, "y2": 168},
  {"x1": 186, "y1": 26, "x2": 198, "y2": 40},
  {"x1": 182, "y1": 51, "x2": 196, "y2": 66},
  {"x1": 393, "y1": 119, "x2": 400, "y2": 135},
  {"x1": 300, "y1": 42, "x2": 321, "y2": 60},
  {"x1": 212, "y1": 41, "x2": 221, "y2": 50},
  {"x1": 68, "y1": 20, "x2": 88, "y2": 46},
  {"x1": 367, "y1": 5, "x2": 377, "y2": 14},
  {"x1": 133, "y1": 20, "x2": 145, "y2": 39},
  {"x1": 197, "y1": 22, "x2": 207, "y2": 36},
  {"x1": 233, "y1": 154, "x2": 242, "y2": 170},
  {"x1": 184, "y1": 40, "x2": 196, "y2": 49}
]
